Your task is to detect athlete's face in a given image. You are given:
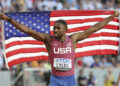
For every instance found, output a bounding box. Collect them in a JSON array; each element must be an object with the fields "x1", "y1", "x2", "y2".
[{"x1": 53, "y1": 23, "x2": 67, "y2": 39}]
